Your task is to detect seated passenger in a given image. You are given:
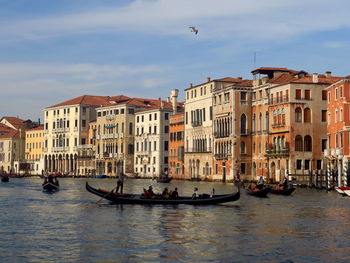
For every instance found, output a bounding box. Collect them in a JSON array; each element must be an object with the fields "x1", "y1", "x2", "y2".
[
  {"x1": 142, "y1": 185, "x2": 155, "y2": 198},
  {"x1": 162, "y1": 187, "x2": 169, "y2": 199},
  {"x1": 170, "y1": 187, "x2": 179, "y2": 199},
  {"x1": 192, "y1": 187, "x2": 199, "y2": 199}
]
